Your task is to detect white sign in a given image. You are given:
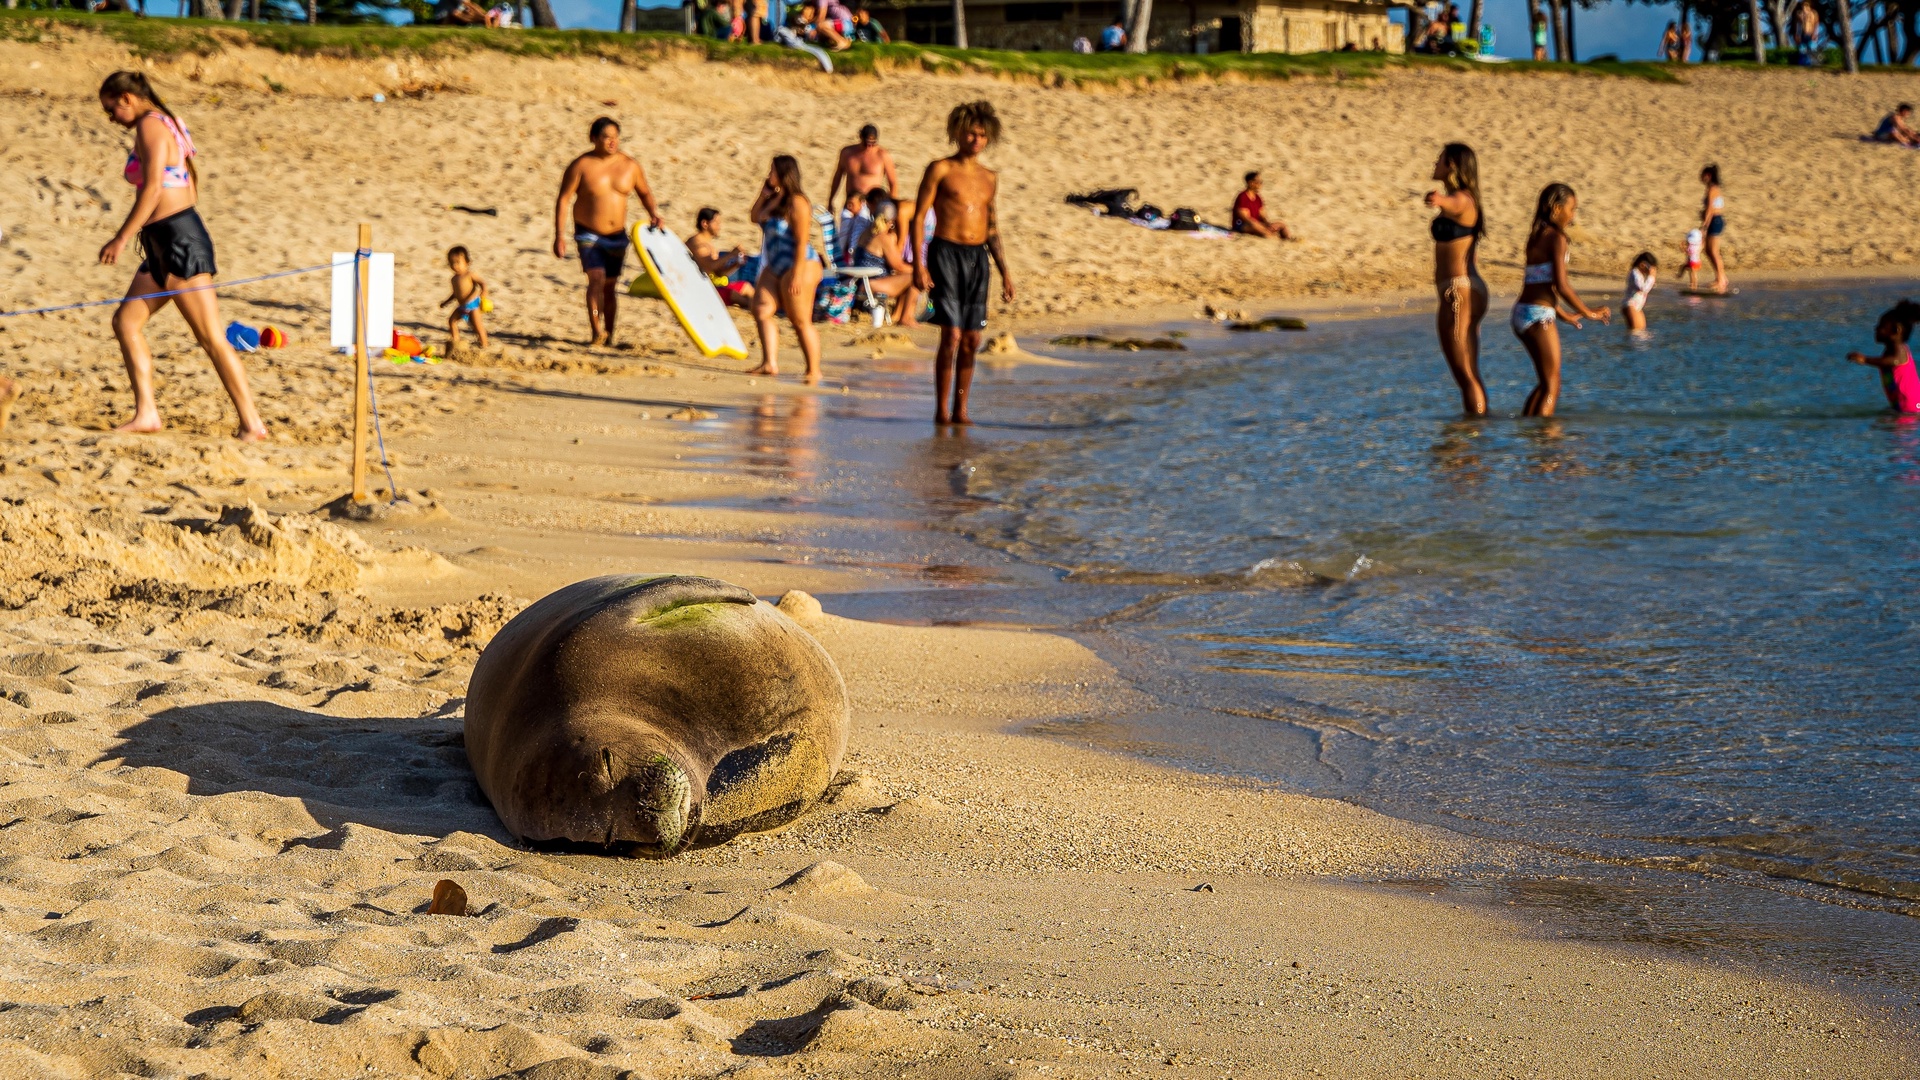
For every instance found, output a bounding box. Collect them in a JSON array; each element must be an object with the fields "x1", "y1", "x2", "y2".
[{"x1": 330, "y1": 252, "x2": 395, "y2": 351}]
